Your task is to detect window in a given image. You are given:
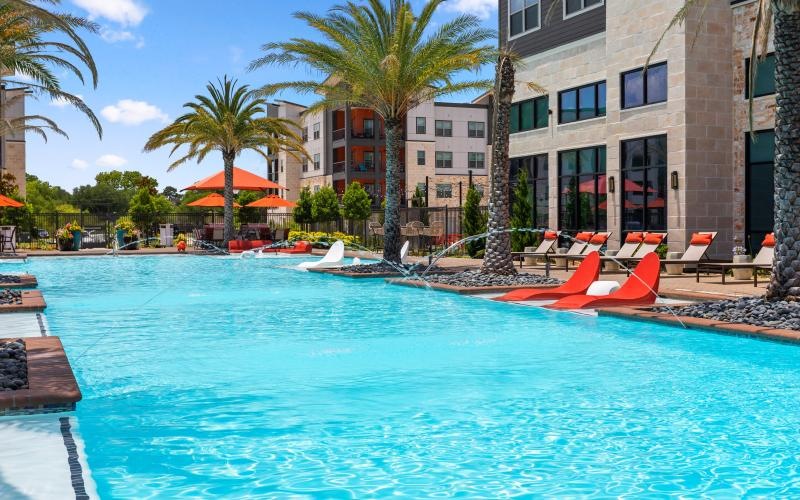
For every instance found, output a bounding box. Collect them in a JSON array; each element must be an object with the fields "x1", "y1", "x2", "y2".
[
  {"x1": 559, "y1": 81, "x2": 606, "y2": 123},
  {"x1": 511, "y1": 154, "x2": 549, "y2": 227},
  {"x1": 621, "y1": 135, "x2": 667, "y2": 232},
  {"x1": 416, "y1": 182, "x2": 427, "y2": 194},
  {"x1": 436, "y1": 183, "x2": 453, "y2": 198},
  {"x1": 313, "y1": 153, "x2": 321, "y2": 170},
  {"x1": 468, "y1": 121, "x2": 485, "y2": 138},
  {"x1": 416, "y1": 117, "x2": 427, "y2": 134},
  {"x1": 363, "y1": 151, "x2": 375, "y2": 169},
  {"x1": 280, "y1": 160, "x2": 284, "y2": 173},
  {"x1": 435, "y1": 120, "x2": 452, "y2": 137},
  {"x1": 509, "y1": 0, "x2": 540, "y2": 38},
  {"x1": 314, "y1": 185, "x2": 320, "y2": 193},
  {"x1": 417, "y1": 150, "x2": 426, "y2": 166},
  {"x1": 313, "y1": 122, "x2": 321, "y2": 140},
  {"x1": 302, "y1": 161, "x2": 308, "y2": 173},
  {"x1": 622, "y1": 62, "x2": 667, "y2": 109},
  {"x1": 745, "y1": 53, "x2": 776, "y2": 98},
  {"x1": 363, "y1": 119, "x2": 375, "y2": 138},
  {"x1": 302, "y1": 127, "x2": 309, "y2": 142},
  {"x1": 564, "y1": 0, "x2": 603, "y2": 18},
  {"x1": 558, "y1": 146, "x2": 606, "y2": 231},
  {"x1": 510, "y1": 95, "x2": 549, "y2": 133},
  {"x1": 746, "y1": 130, "x2": 775, "y2": 251},
  {"x1": 468, "y1": 152, "x2": 485, "y2": 170},
  {"x1": 435, "y1": 151, "x2": 453, "y2": 169}
]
